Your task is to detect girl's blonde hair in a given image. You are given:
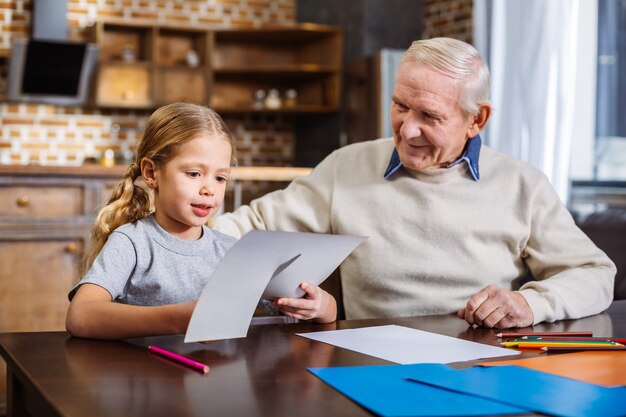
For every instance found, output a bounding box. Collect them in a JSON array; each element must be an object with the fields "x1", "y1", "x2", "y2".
[{"x1": 83, "y1": 103, "x2": 237, "y2": 271}]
